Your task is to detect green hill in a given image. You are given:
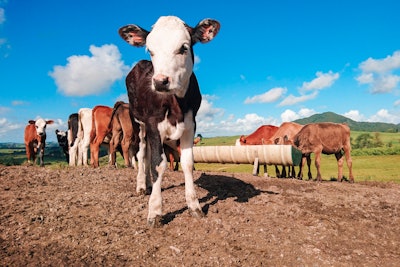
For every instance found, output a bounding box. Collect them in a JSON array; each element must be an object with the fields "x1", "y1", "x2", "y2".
[{"x1": 294, "y1": 112, "x2": 400, "y2": 133}]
